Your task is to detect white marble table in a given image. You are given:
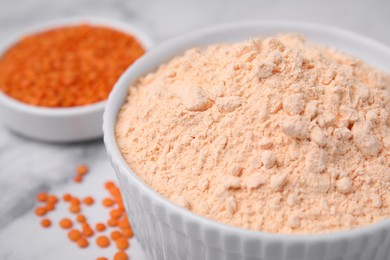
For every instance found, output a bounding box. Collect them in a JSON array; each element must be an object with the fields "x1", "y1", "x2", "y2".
[
  {"x1": 0, "y1": 0, "x2": 389, "y2": 259},
  {"x1": 0, "y1": 129, "x2": 146, "y2": 259}
]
